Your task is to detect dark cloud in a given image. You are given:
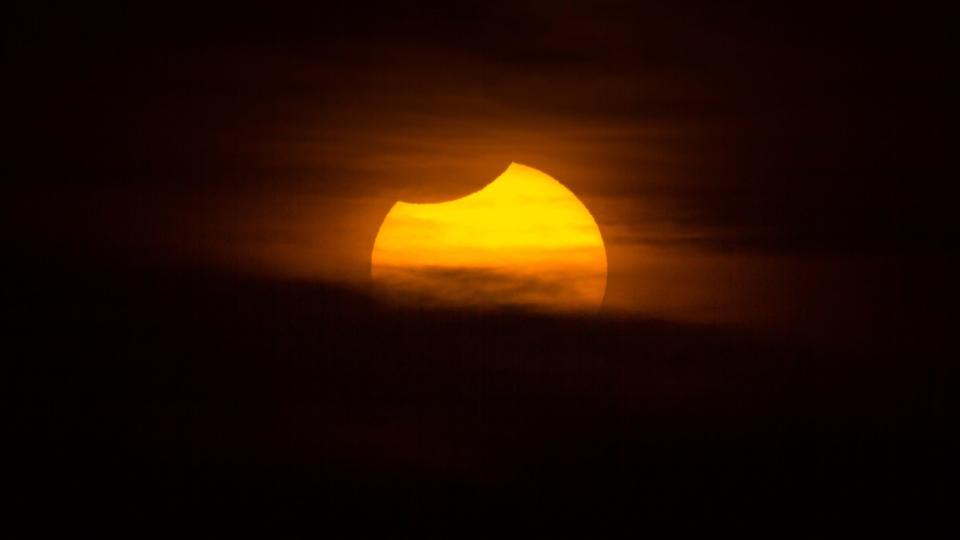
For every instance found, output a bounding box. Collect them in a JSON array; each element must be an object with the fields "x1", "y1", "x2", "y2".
[{"x1": 9, "y1": 263, "x2": 949, "y2": 531}]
